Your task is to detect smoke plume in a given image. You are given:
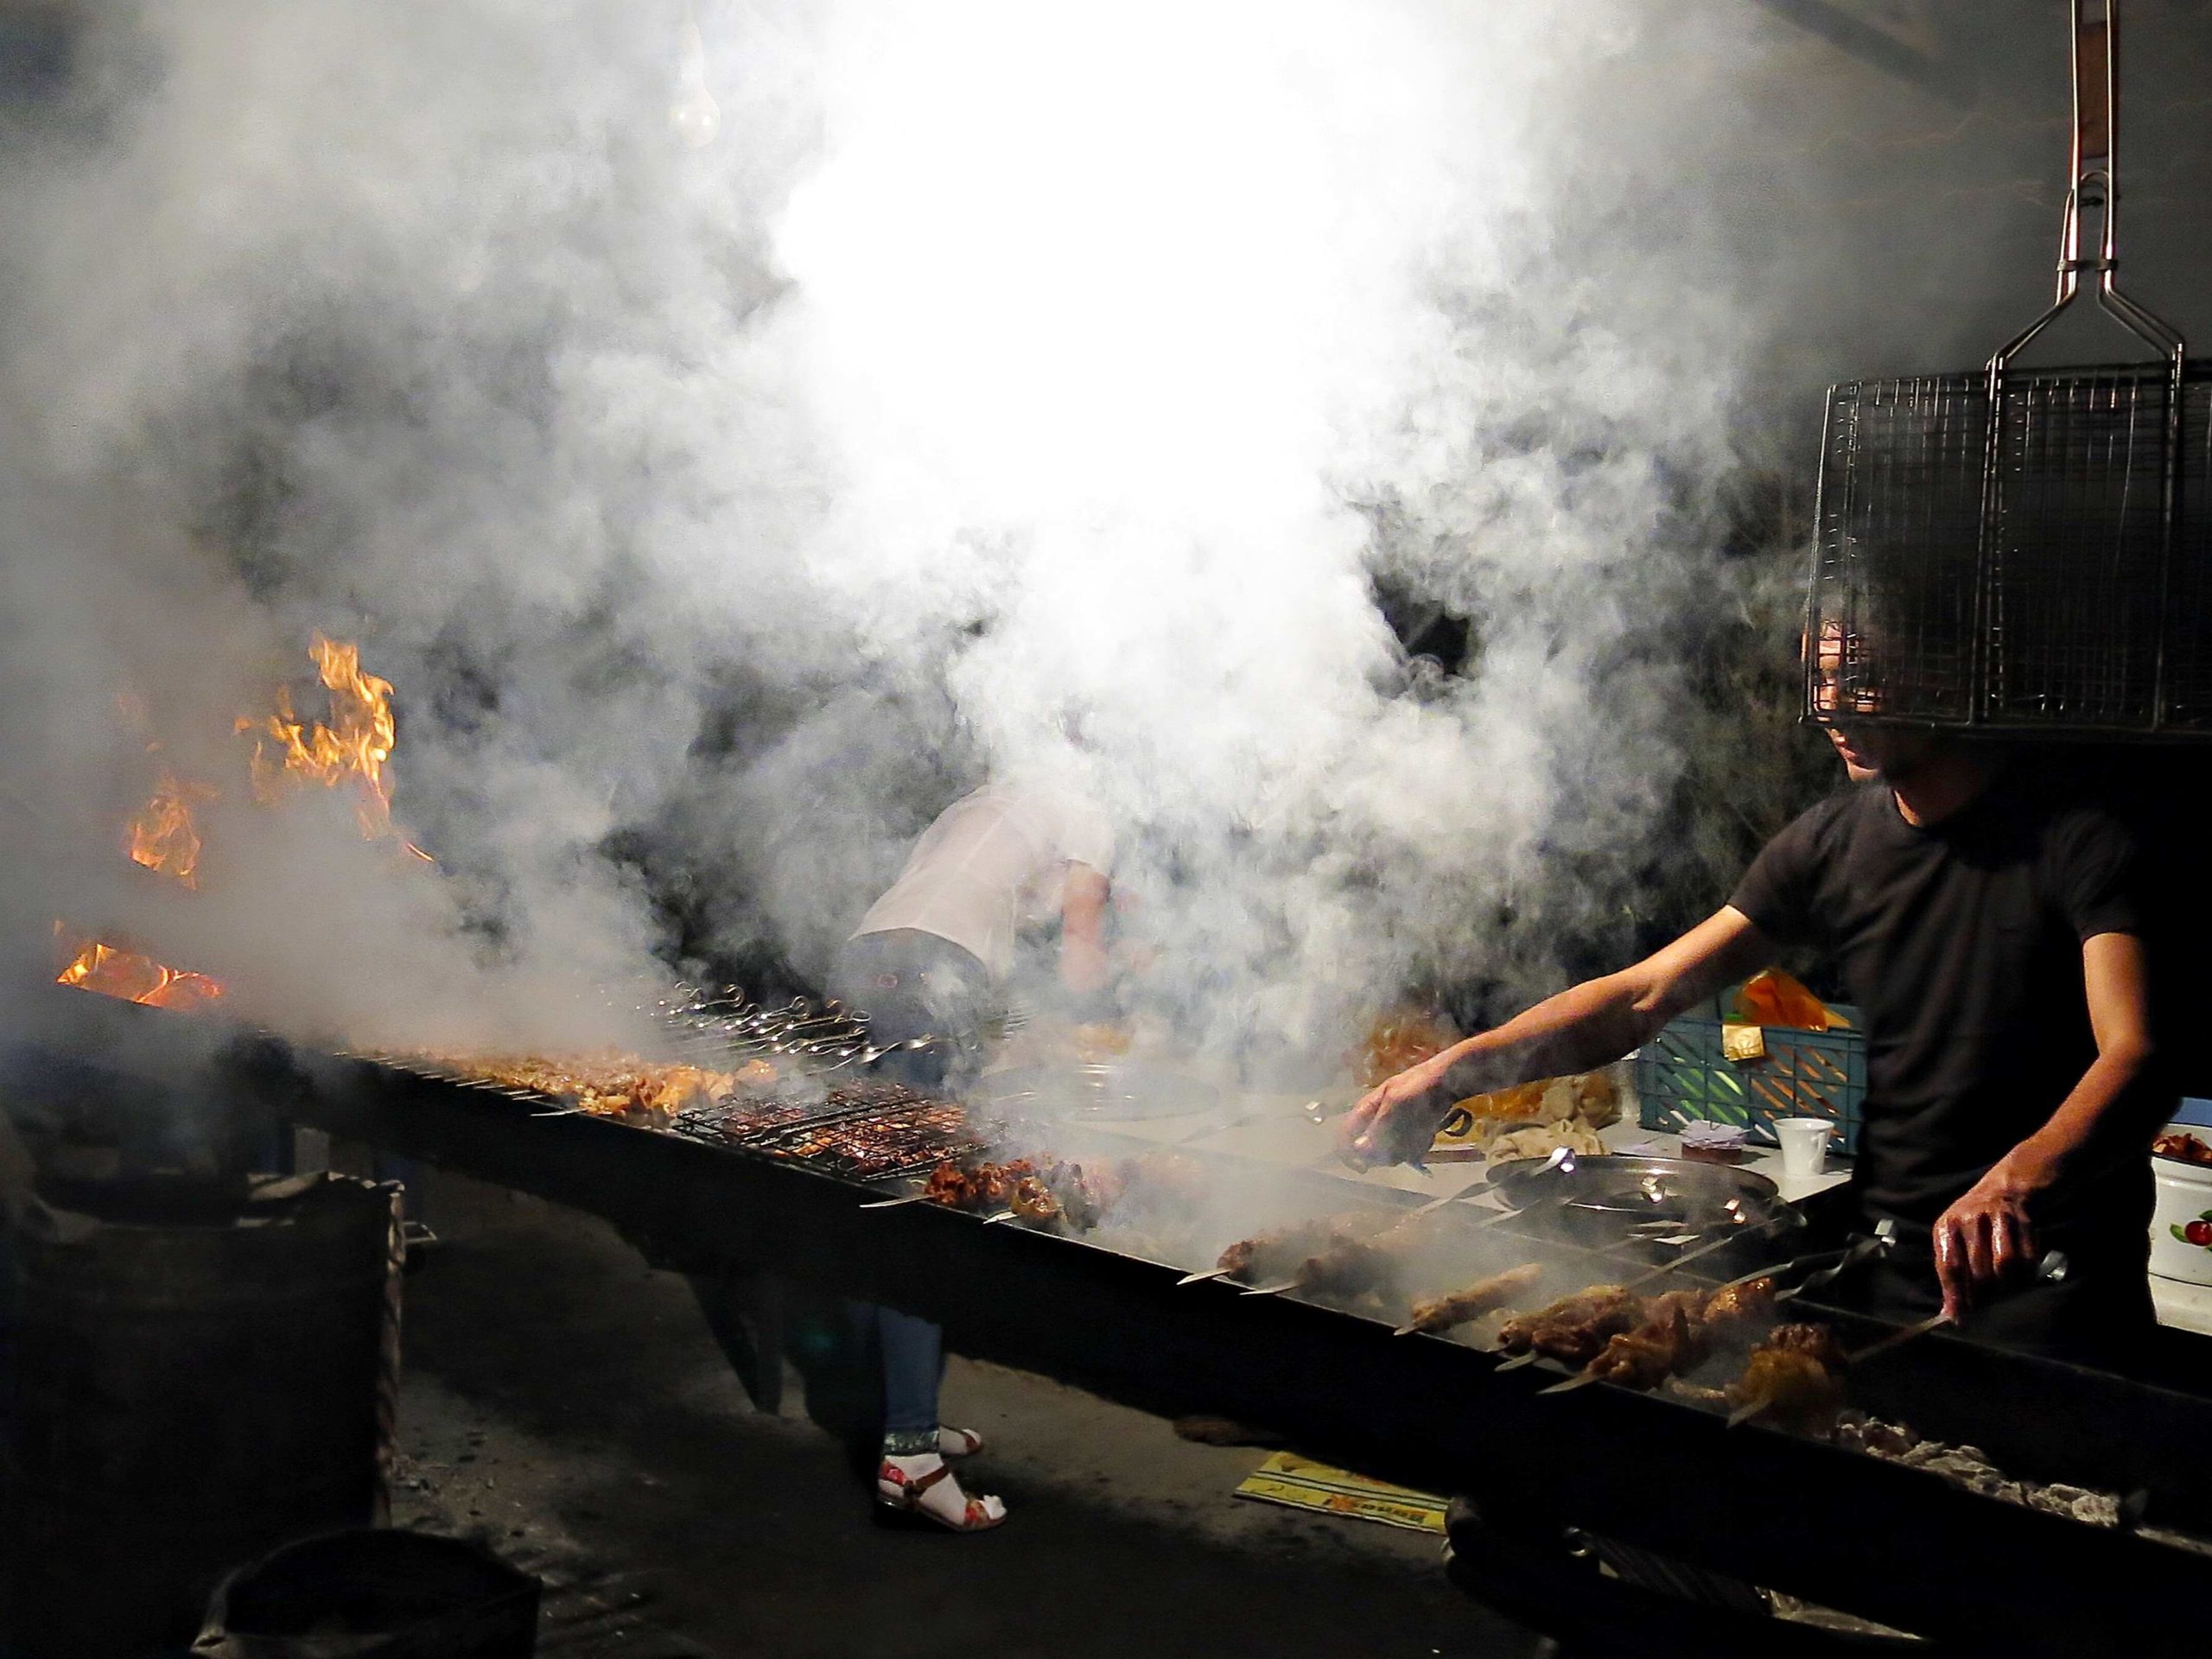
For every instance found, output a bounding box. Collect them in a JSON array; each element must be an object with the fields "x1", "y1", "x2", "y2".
[{"x1": 8, "y1": 0, "x2": 2197, "y2": 1065}]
